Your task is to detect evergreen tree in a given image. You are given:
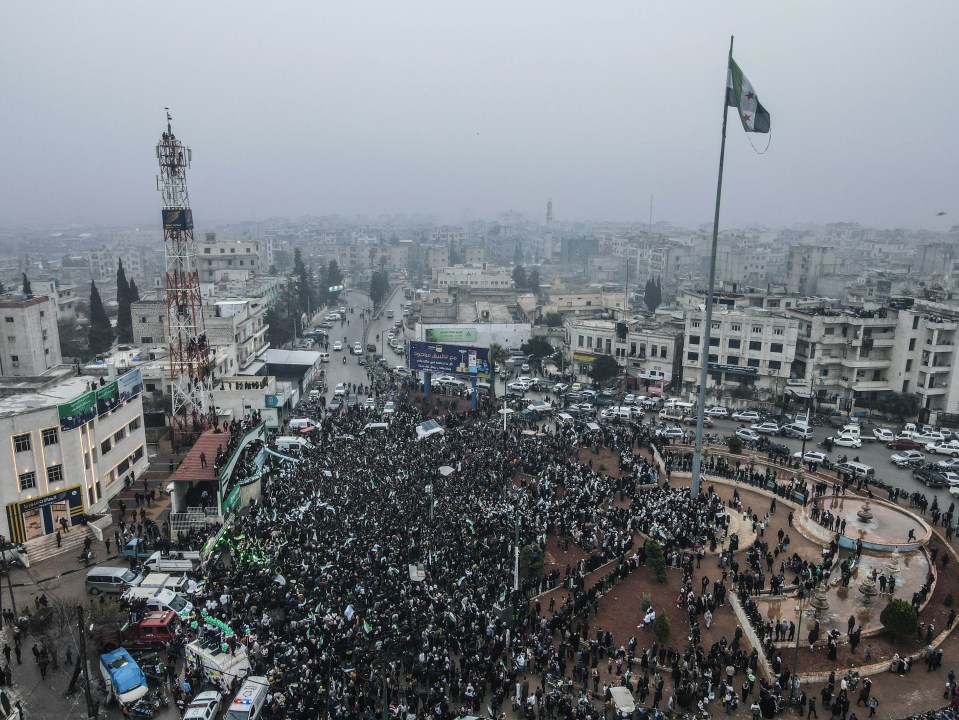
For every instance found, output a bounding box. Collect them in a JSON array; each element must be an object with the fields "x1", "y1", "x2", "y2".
[
  {"x1": 116, "y1": 259, "x2": 133, "y2": 343},
  {"x1": 128, "y1": 278, "x2": 140, "y2": 303},
  {"x1": 369, "y1": 271, "x2": 390, "y2": 307},
  {"x1": 21, "y1": 273, "x2": 31, "y2": 295},
  {"x1": 527, "y1": 269, "x2": 540, "y2": 295},
  {"x1": 512, "y1": 265, "x2": 528, "y2": 290},
  {"x1": 88, "y1": 281, "x2": 114, "y2": 354},
  {"x1": 0, "y1": 280, "x2": 5, "y2": 295}
]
